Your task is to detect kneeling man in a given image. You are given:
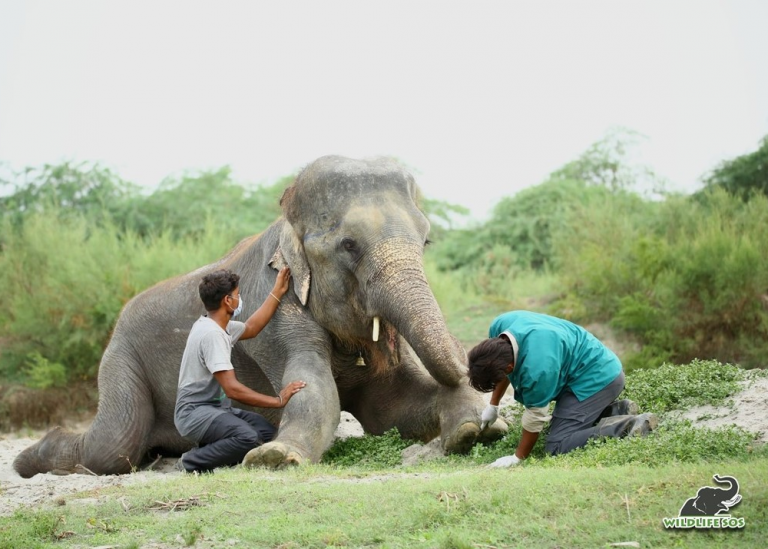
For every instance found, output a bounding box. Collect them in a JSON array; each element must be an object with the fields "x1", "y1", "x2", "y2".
[
  {"x1": 174, "y1": 267, "x2": 306, "y2": 473},
  {"x1": 468, "y1": 310, "x2": 656, "y2": 467}
]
